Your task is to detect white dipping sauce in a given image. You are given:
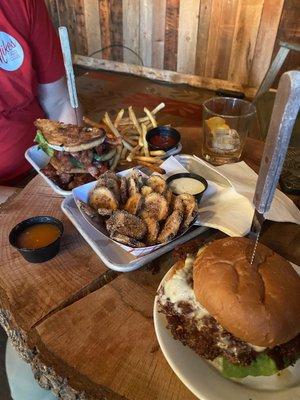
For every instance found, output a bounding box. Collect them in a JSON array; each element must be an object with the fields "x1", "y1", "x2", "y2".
[{"x1": 170, "y1": 177, "x2": 205, "y2": 195}]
